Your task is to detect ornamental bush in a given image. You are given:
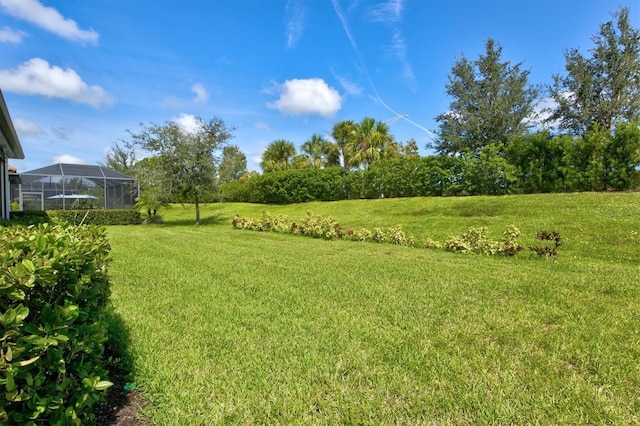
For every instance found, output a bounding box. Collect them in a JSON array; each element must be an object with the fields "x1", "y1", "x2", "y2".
[
  {"x1": 0, "y1": 223, "x2": 113, "y2": 424},
  {"x1": 445, "y1": 225, "x2": 523, "y2": 256}
]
